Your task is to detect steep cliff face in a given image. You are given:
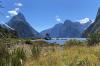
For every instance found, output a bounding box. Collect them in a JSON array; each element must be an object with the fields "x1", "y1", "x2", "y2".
[
  {"x1": 83, "y1": 8, "x2": 100, "y2": 37},
  {"x1": 59, "y1": 20, "x2": 81, "y2": 38},
  {"x1": 7, "y1": 12, "x2": 41, "y2": 38}
]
